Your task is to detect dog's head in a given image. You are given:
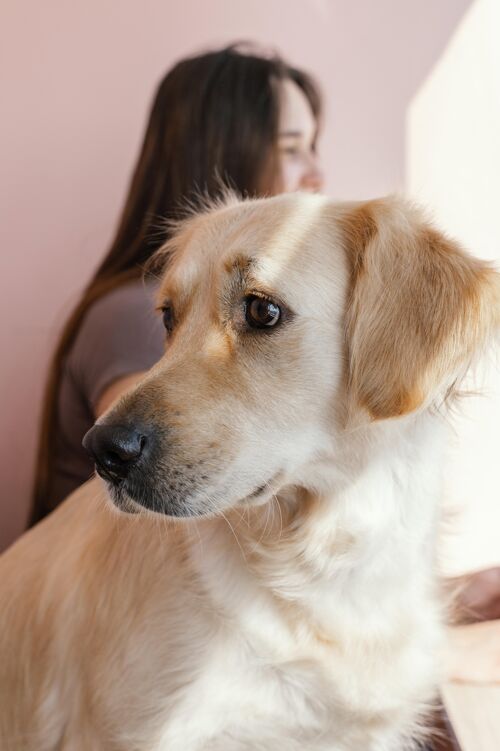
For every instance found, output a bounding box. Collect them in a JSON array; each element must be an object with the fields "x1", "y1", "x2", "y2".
[{"x1": 83, "y1": 193, "x2": 499, "y2": 517}]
